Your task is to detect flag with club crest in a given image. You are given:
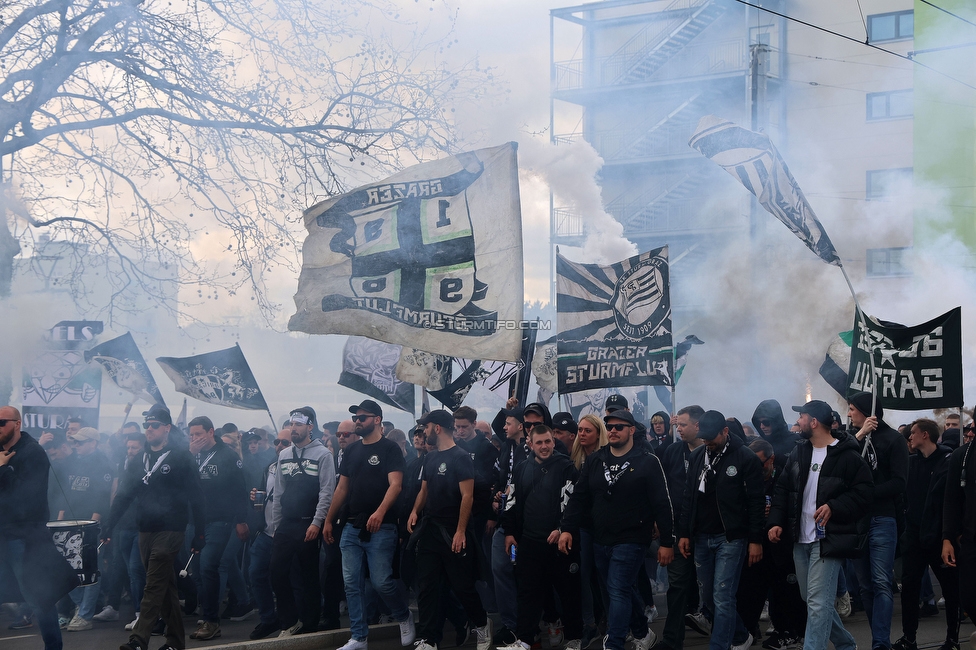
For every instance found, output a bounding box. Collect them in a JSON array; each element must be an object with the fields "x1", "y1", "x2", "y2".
[
  {"x1": 289, "y1": 143, "x2": 524, "y2": 362},
  {"x1": 85, "y1": 332, "x2": 166, "y2": 406},
  {"x1": 690, "y1": 116, "x2": 841, "y2": 266},
  {"x1": 396, "y1": 349, "x2": 453, "y2": 391},
  {"x1": 156, "y1": 344, "x2": 269, "y2": 411},
  {"x1": 338, "y1": 337, "x2": 415, "y2": 414}
]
